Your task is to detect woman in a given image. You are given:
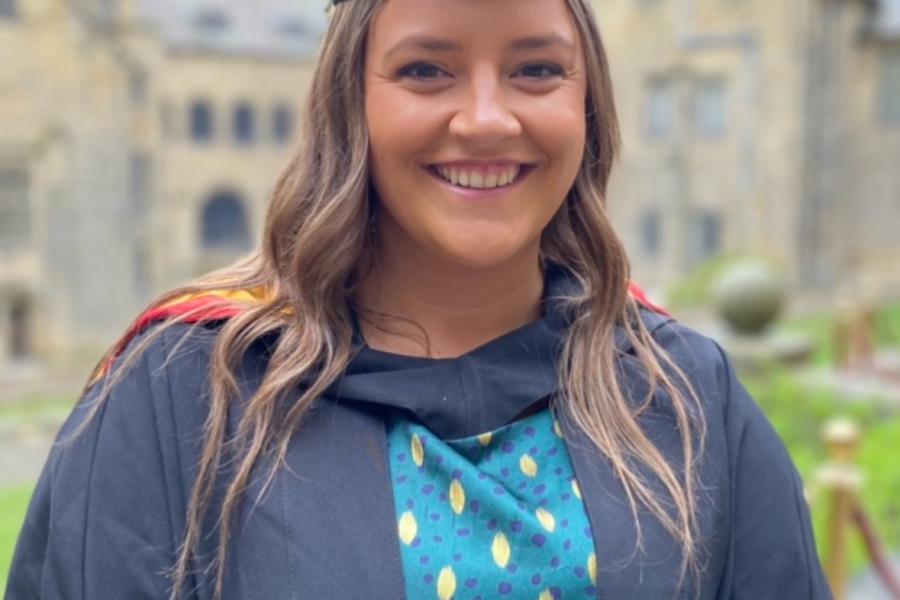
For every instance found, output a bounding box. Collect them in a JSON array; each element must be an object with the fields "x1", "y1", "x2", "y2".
[{"x1": 6, "y1": 0, "x2": 832, "y2": 598}]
